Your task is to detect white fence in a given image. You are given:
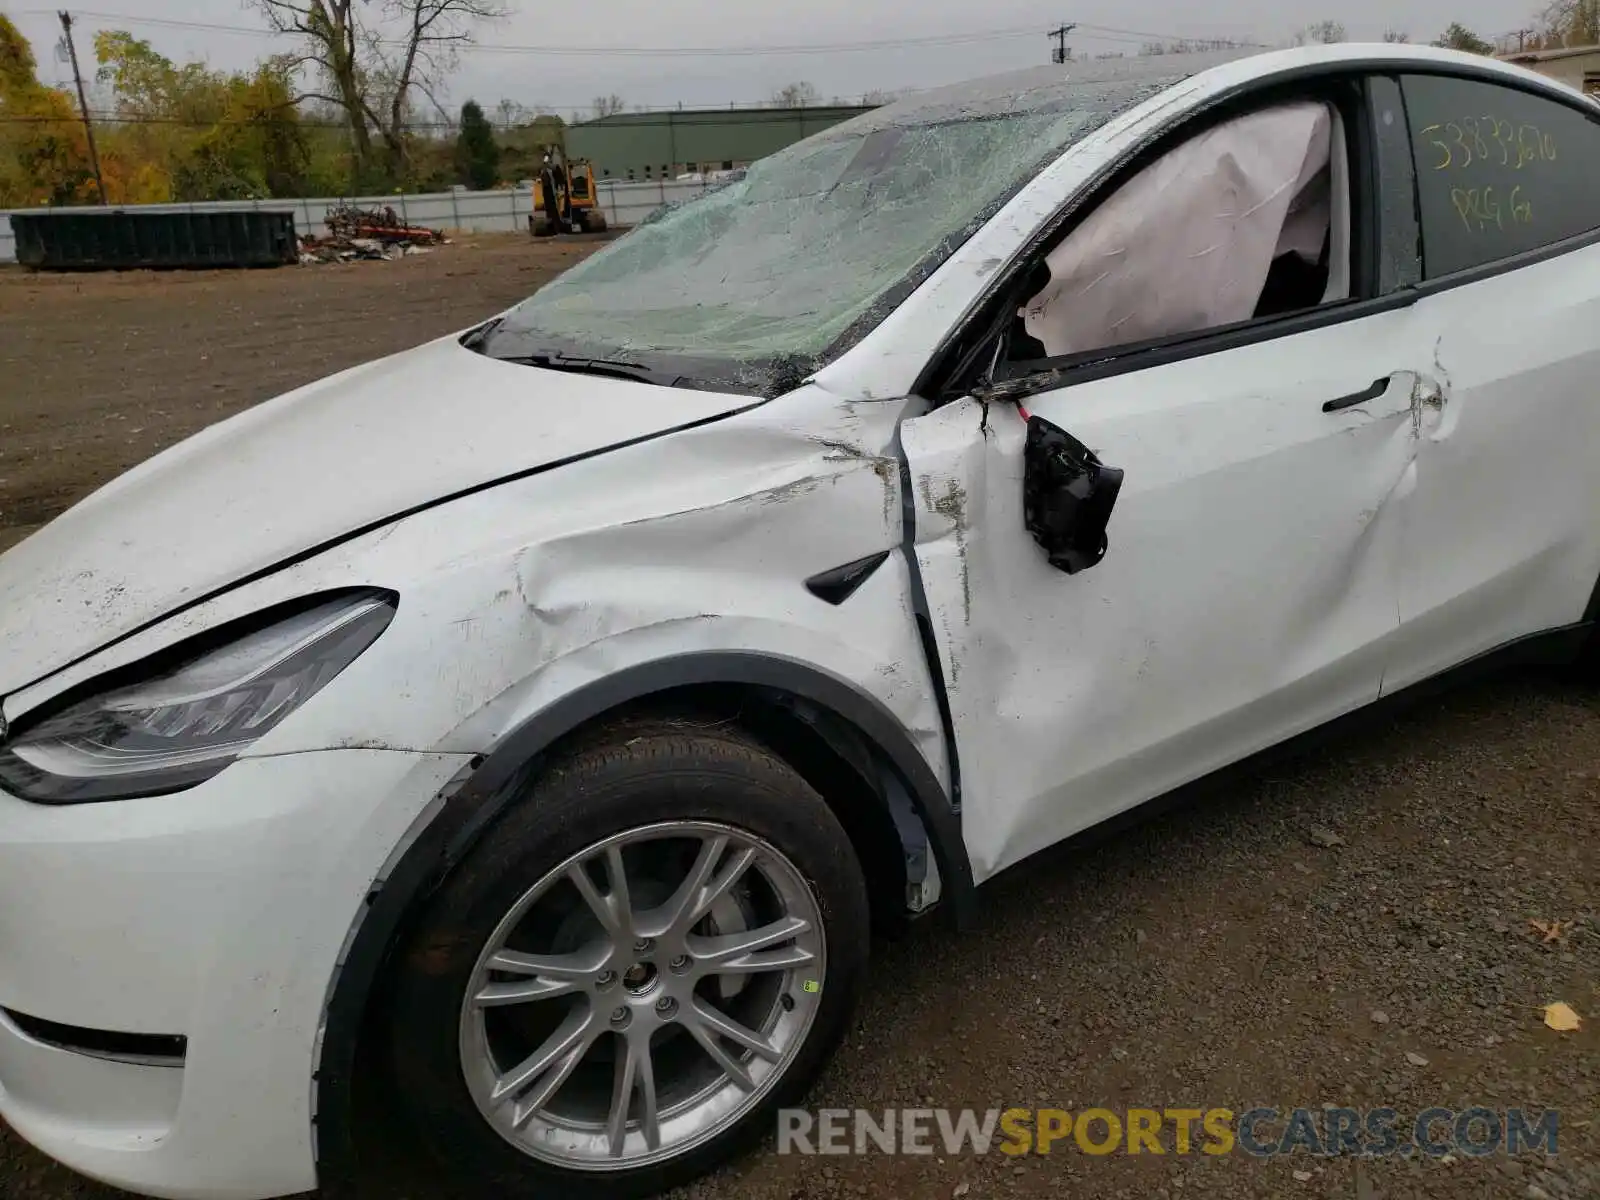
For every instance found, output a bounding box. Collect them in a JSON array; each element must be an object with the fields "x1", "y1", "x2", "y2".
[{"x1": 0, "y1": 178, "x2": 712, "y2": 264}]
